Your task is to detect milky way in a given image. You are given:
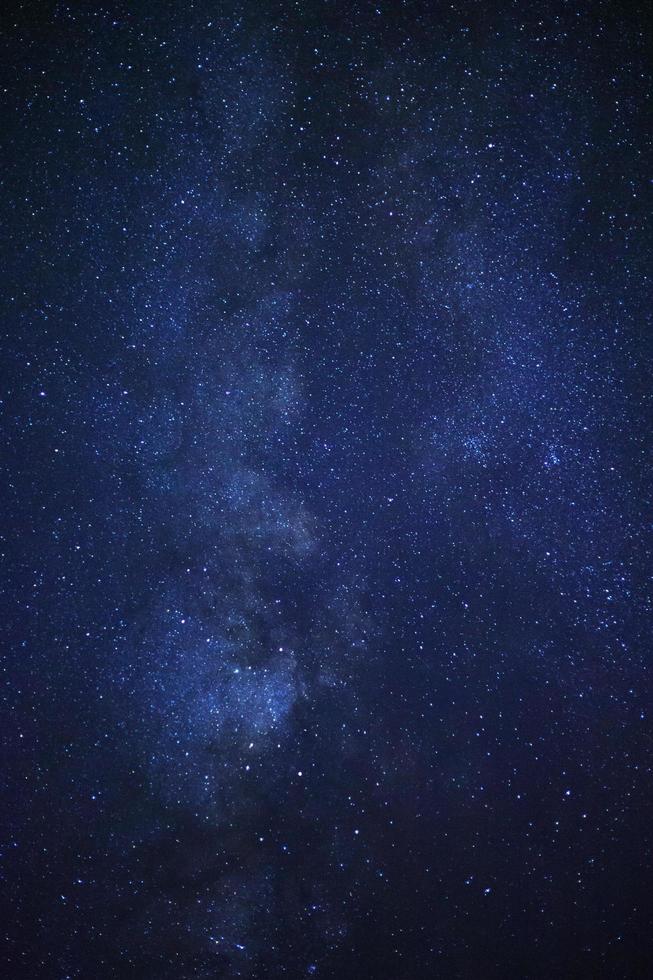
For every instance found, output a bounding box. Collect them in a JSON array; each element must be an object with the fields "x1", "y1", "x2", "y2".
[{"x1": 2, "y1": 2, "x2": 652, "y2": 977}]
